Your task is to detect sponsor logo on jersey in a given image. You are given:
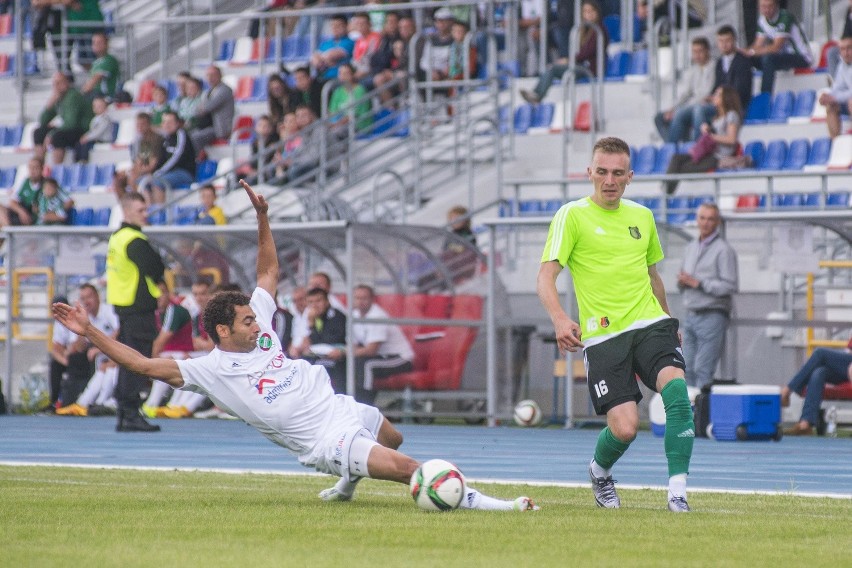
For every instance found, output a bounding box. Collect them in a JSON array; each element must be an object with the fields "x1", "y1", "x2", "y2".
[
  {"x1": 334, "y1": 432, "x2": 347, "y2": 460},
  {"x1": 247, "y1": 362, "x2": 299, "y2": 404},
  {"x1": 629, "y1": 226, "x2": 641, "y2": 239},
  {"x1": 600, "y1": 316, "x2": 610, "y2": 328},
  {"x1": 255, "y1": 378, "x2": 275, "y2": 394},
  {"x1": 257, "y1": 333, "x2": 274, "y2": 351}
]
